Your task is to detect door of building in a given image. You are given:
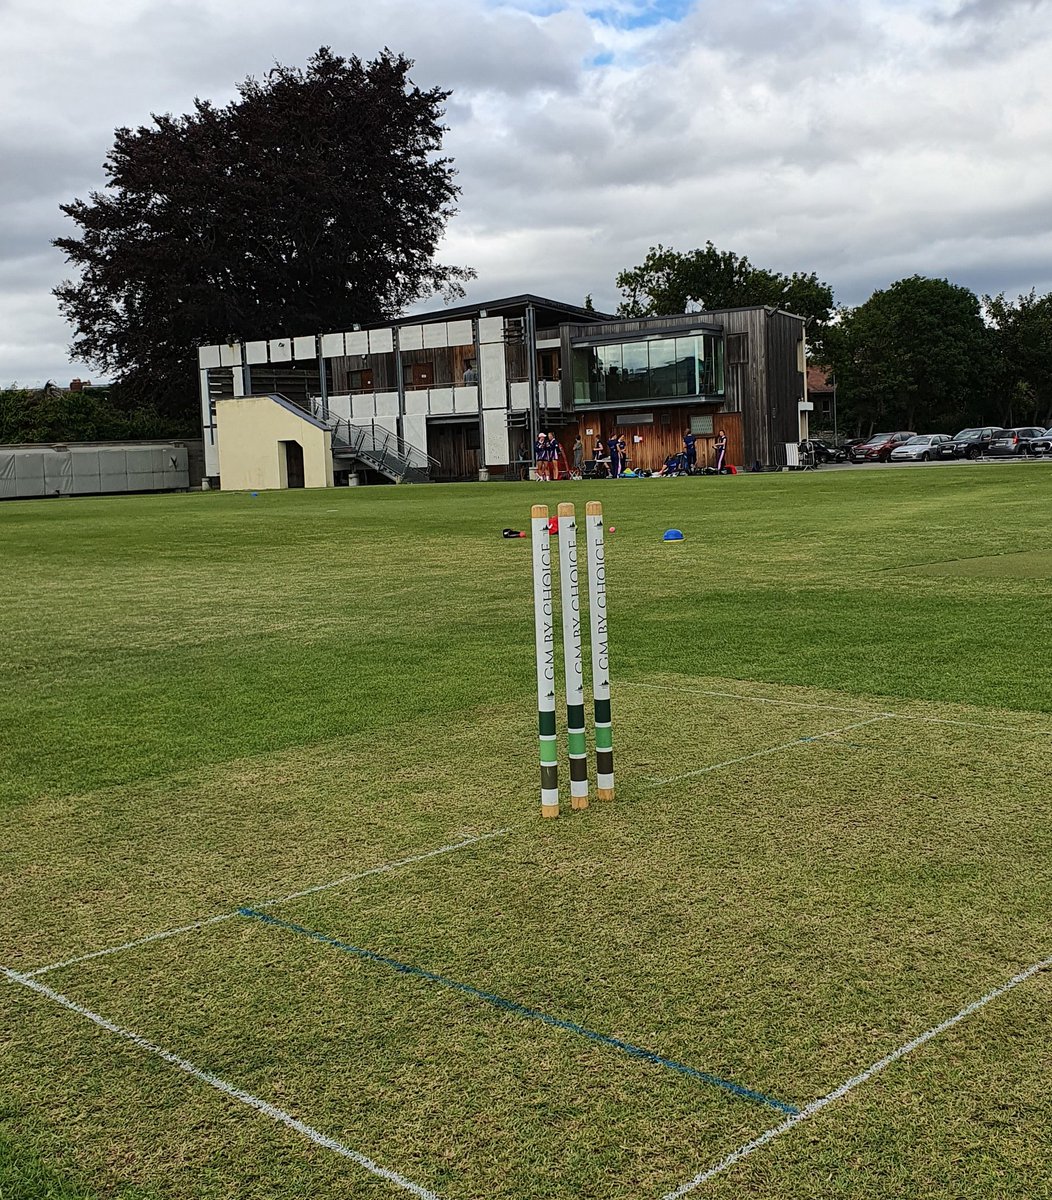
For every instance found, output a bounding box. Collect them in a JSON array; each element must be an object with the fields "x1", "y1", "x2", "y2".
[
  {"x1": 282, "y1": 440, "x2": 305, "y2": 488},
  {"x1": 427, "y1": 420, "x2": 480, "y2": 481}
]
